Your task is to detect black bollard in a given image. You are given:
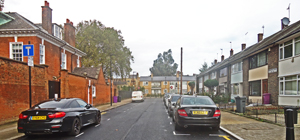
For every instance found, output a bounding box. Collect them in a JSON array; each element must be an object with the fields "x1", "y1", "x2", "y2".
[{"x1": 286, "y1": 109, "x2": 294, "y2": 140}]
